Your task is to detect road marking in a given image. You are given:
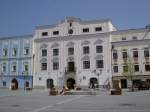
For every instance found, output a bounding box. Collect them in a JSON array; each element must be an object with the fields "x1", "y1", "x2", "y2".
[
  {"x1": 56, "y1": 95, "x2": 83, "y2": 105},
  {"x1": 30, "y1": 105, "x2": 54, "y2": 112},
  {"x1": 30, "y1": 95, "x2": 83, "y2": 112},
  {"x1": 37, "y1": 108, "x2": 150, "y2": 112}
]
